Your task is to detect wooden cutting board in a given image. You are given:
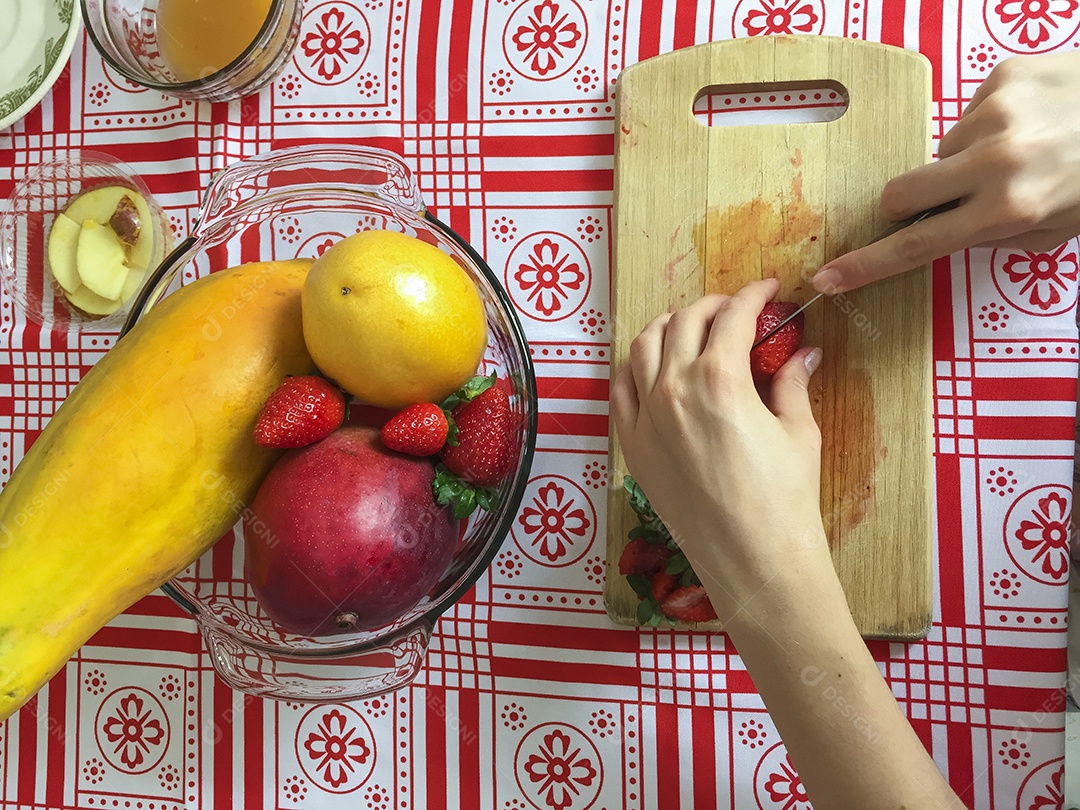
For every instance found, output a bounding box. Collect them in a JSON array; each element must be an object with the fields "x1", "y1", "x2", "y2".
[{"x1": 605, "y1": 36, "x2": 933, "y2": 640}]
